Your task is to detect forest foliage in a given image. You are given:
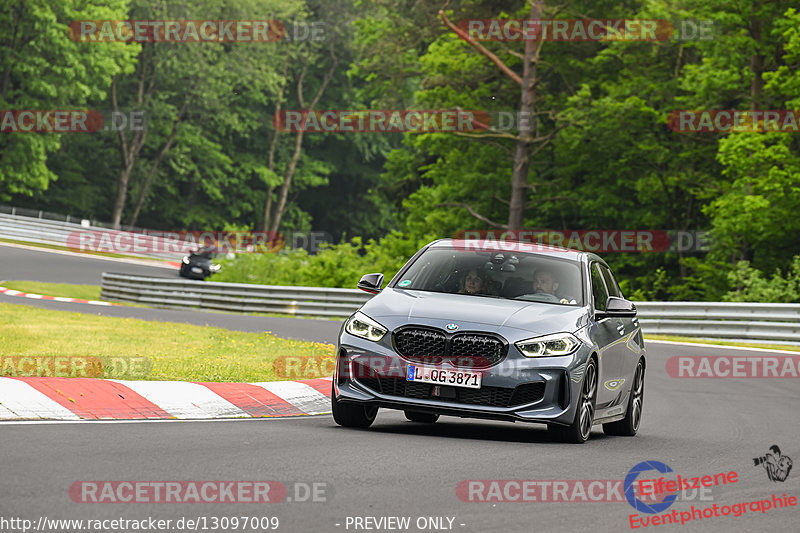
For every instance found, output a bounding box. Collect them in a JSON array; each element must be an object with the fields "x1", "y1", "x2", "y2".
[{"x1": 2, "y1": 0, "x2": 799, "y2": 301}]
